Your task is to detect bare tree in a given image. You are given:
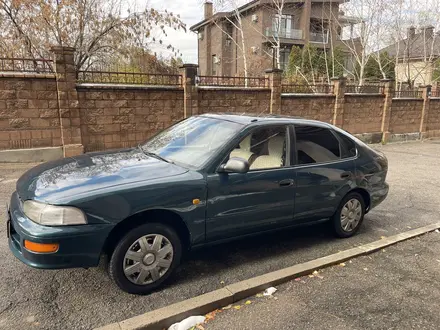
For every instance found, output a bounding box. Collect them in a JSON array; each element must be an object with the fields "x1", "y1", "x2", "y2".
[
  {"x1": 0, "y1": 0, "x2": 186, "y2": 70},
  {"x1": 334, "y1": 0, "x2": 389, "y2": 85},
  {"x1": 211, "y1": 0, "x2": 250, "y2": 79}
]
